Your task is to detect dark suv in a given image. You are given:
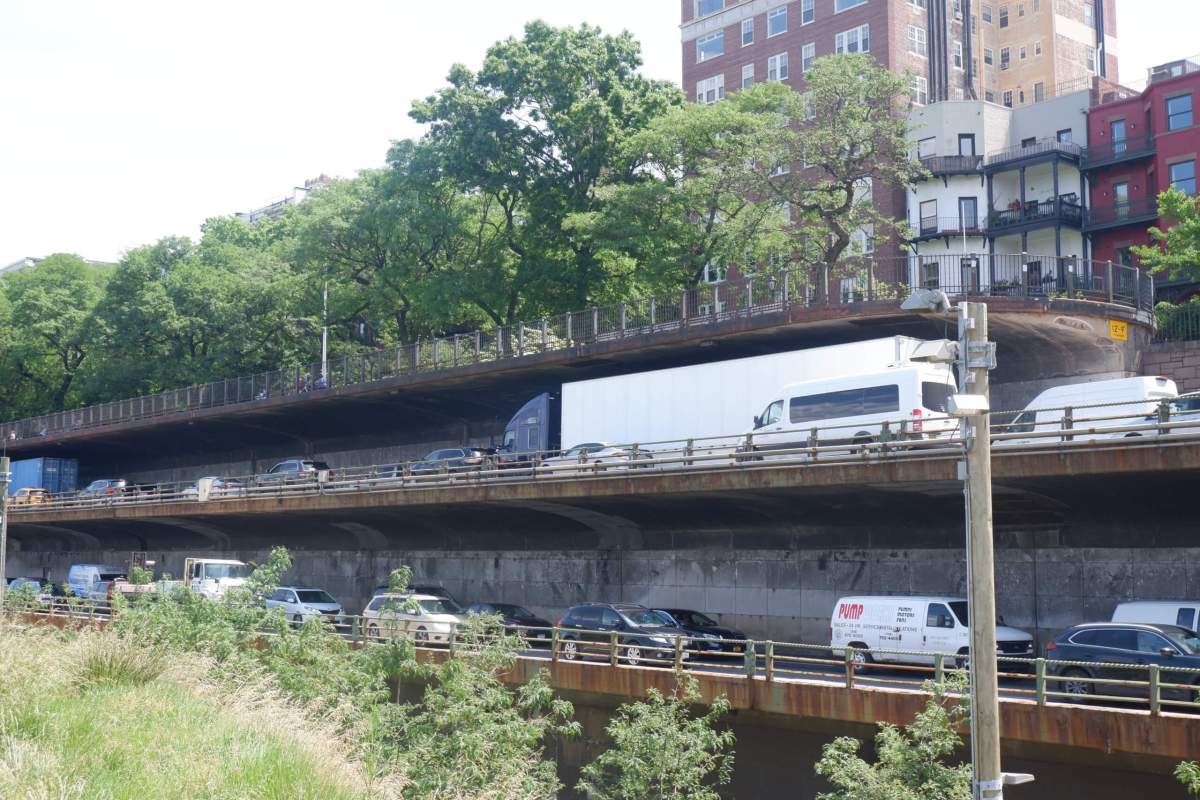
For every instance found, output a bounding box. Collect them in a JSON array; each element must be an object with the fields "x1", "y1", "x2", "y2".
[
  {"x1": 258, "y1": 459, "x2": 333, "y2": 484},
  {"x1": 1047, "y1": 622, "x2": 1200, "y2": 704},
  {"x1": 411, "y1": 448, "x2": 490, "y2": 475},
  {"x1": 557, "y1": 603, "x2": 685, "y2": 666},
  {"x1": 655, "y1": 608, "x2": 748, "y2": 657}
]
